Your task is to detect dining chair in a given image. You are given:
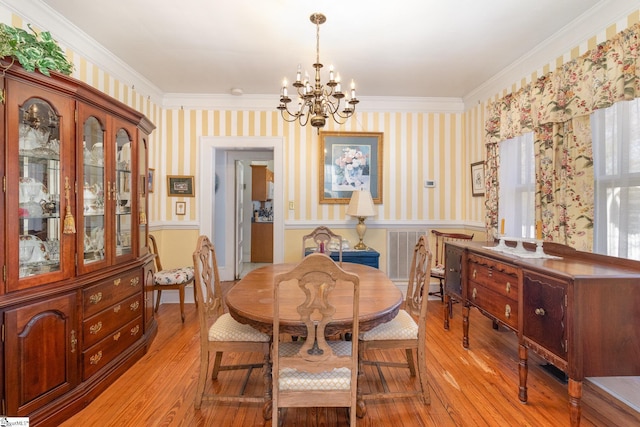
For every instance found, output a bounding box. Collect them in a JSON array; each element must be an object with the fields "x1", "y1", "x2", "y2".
[
  {"x1": 192, "y1": 235, "x2": 270, "y2": 409},
  {"x1": 272, "y1": 253, "x2": 360, "y2": 426},
  {"x1": 429, "y1": 230, "x2": 474, "y2": 301},
  {"x1": 302, "y1": 226, "x2": 343, "y2": 265},
  {"x1": 149, "y1": 234, "x2": 196, "y2": 322},
  {"x1": 358, "y1": 235, "x2": 432, "y2": 406}
]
